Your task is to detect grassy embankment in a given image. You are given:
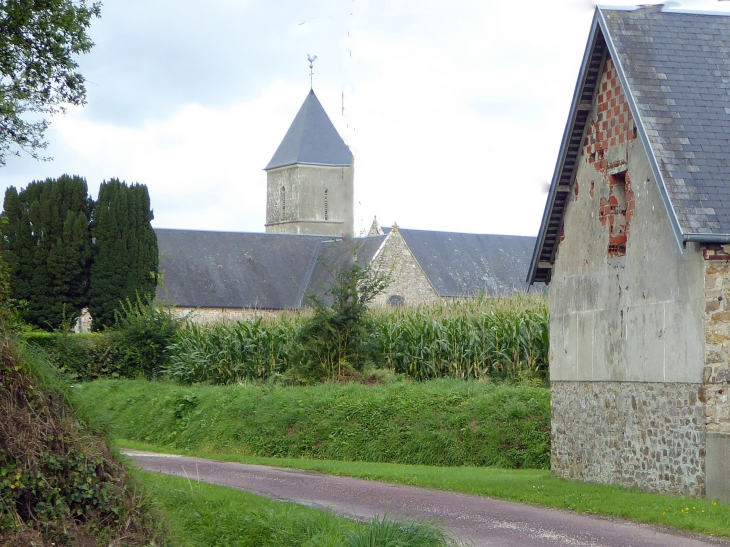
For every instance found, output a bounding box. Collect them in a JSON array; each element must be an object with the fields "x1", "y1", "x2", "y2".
[
  {"x1": 72, "y1": 378, "x2": 550, "y2": 468},
  {"x1": 72, "y1": 379, "x2": 730, "y2": 540}
]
